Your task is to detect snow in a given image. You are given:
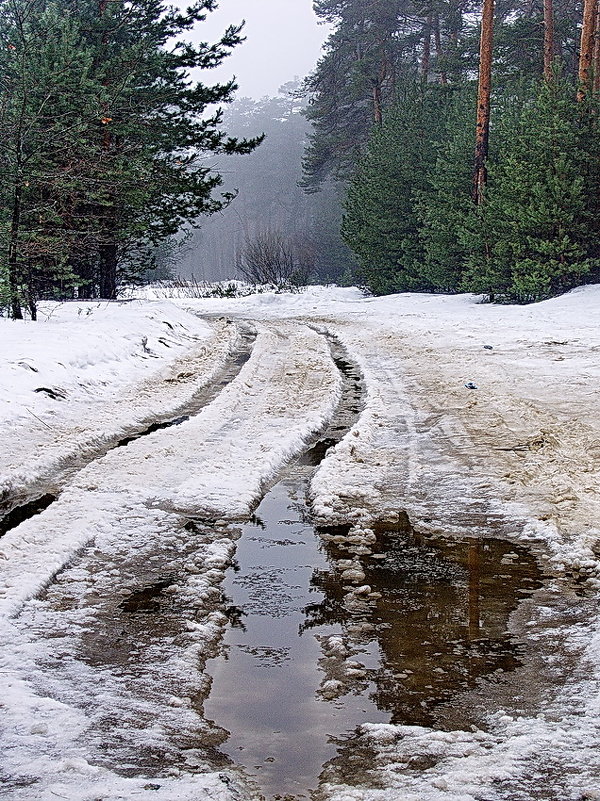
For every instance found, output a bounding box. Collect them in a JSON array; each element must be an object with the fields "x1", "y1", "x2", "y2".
[
  {"x1": 1, "y1": 284, "x2": 600, "y2": 800},
  {"x1": 0, "y1": 300, "x2": 243, "y2": 504}
]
